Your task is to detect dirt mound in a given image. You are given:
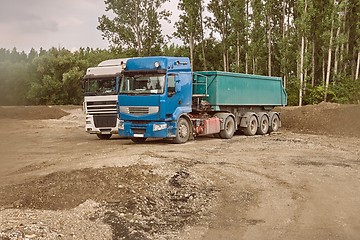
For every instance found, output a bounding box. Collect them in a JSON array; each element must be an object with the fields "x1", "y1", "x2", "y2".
[
  {"x1": 279, "y1": 102, "x2": 360, "y2": 138},
  {"x1": 0, "y1": 165, "x2": 215, "y2": 239},
  {"x1": 0, "y1": 106, "x2": 69, "y2": 120}
]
